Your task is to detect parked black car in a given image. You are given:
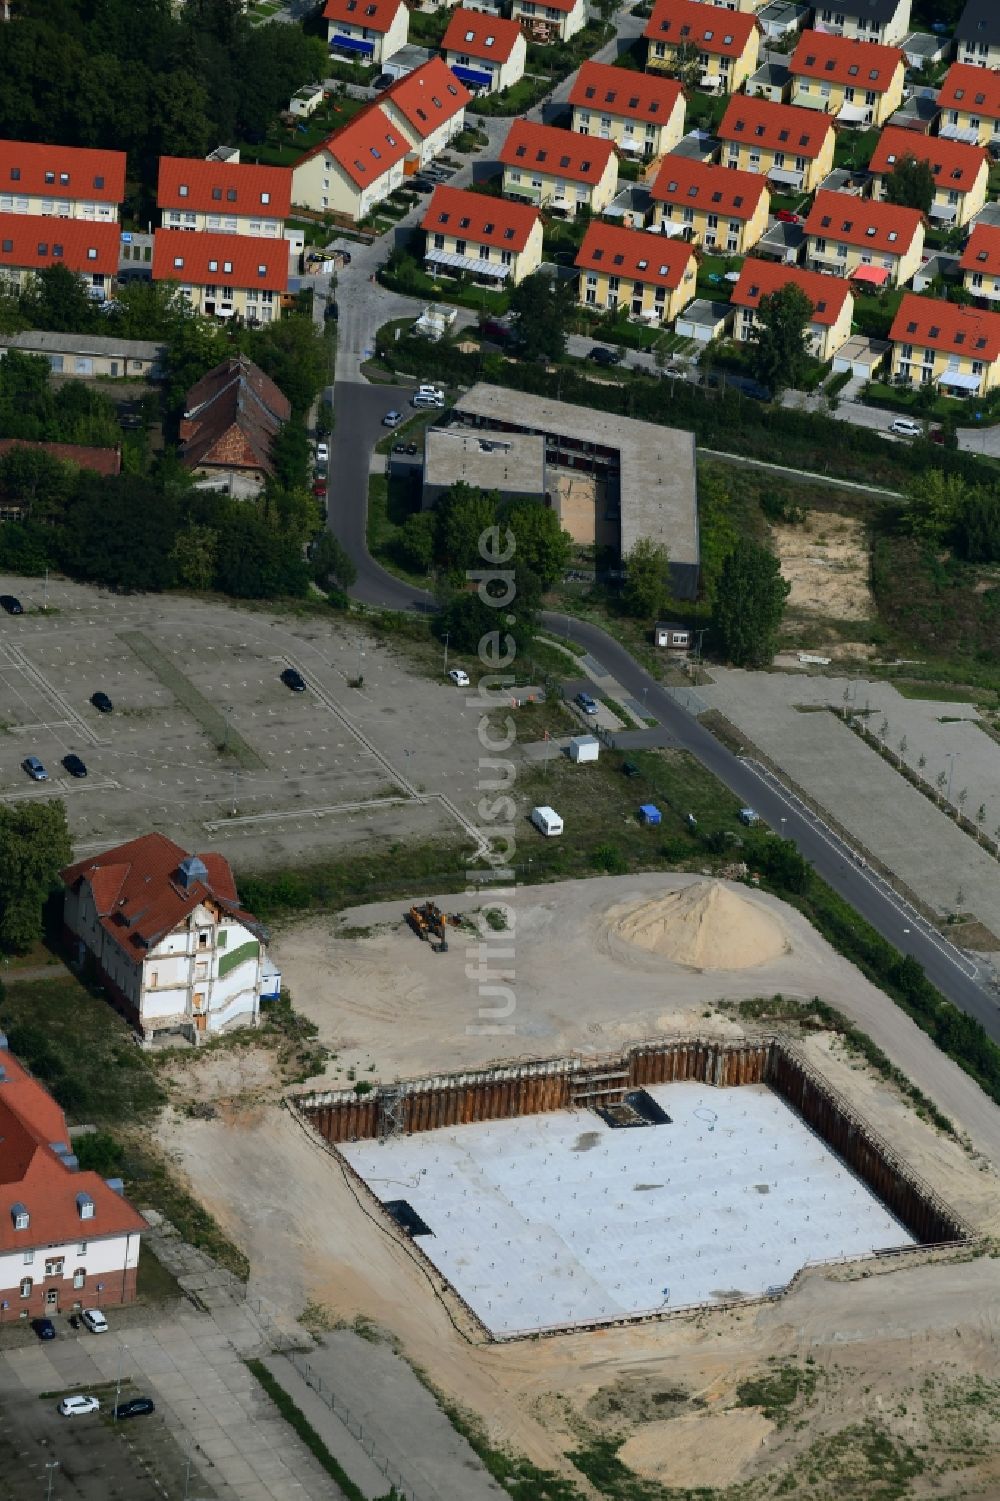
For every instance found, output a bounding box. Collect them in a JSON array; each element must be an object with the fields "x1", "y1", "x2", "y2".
[
  {"x1": 587, "y1": 346, "x2": 624, "y2": 367},
  {"x1": 91, "y1": 691, "x2": 113, "y2": 713},
  {"x1": 115, "y1": 1397, "x2": 155, "y2": 1420},
  {"x1": 0, "y1": 595, "x2": 24, "y2": 614},
  {"x1": 32, "y1": 1318, "x2": 56, "y2": 1340},
  {"x1": 63, "y1": 754, "x2": 88, "y2": 778},
  {"x1": 281, "y1": 667, "x2": 307, "y2": 693}
]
